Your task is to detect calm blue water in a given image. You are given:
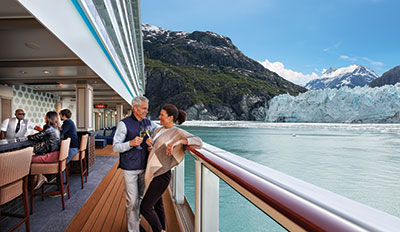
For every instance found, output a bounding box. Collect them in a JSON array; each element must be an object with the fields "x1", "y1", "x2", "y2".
[{"x1": 180, "y1": 122, "x2": 400, "y2": 232}]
